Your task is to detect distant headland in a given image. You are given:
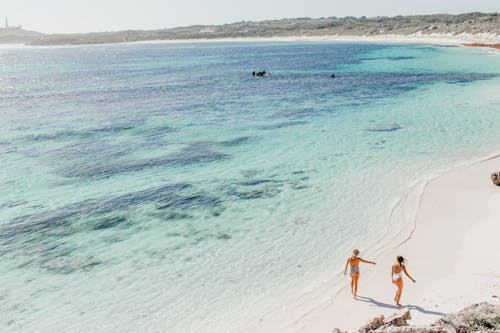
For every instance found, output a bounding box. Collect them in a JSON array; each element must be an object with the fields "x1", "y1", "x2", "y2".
[{"x1": 1, "y1": 12, "x2": 499, "y2": 46}]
